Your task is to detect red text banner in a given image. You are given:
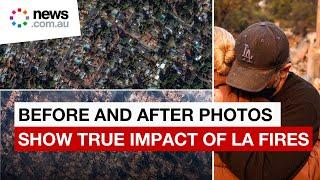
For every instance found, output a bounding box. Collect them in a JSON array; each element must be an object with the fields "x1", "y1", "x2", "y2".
[{"x1": 15, "y1": 127, "x2": 313, "y2": 152}]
